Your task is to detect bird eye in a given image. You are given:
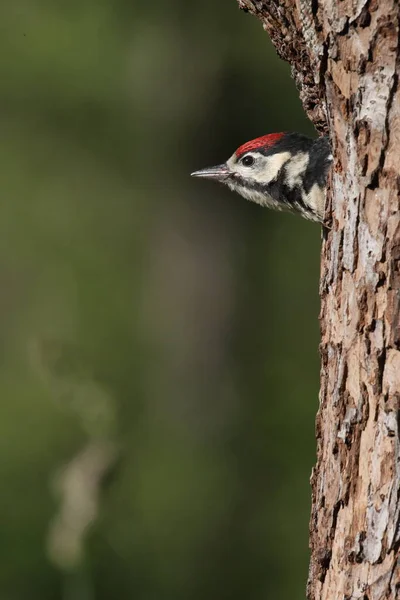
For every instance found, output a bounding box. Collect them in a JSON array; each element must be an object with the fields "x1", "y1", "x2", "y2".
[{"x1": 241, "y1": 155, "x2": 255, "y2": 167}]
